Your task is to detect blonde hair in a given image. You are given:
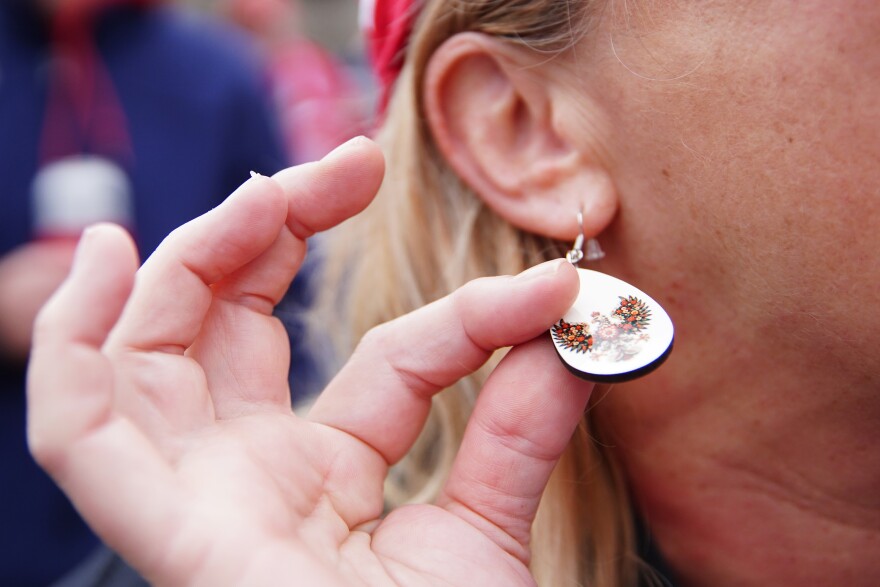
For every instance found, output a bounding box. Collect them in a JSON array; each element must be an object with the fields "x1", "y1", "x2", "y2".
[{"x1": 318, "y1": 1, "x2": 649, "y2": 585}]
